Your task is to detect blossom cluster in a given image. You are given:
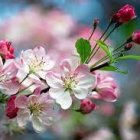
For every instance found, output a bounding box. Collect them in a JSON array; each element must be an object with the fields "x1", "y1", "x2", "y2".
[{"x1": 0, "y1": 4, "x2": 140, "y2": 132}]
